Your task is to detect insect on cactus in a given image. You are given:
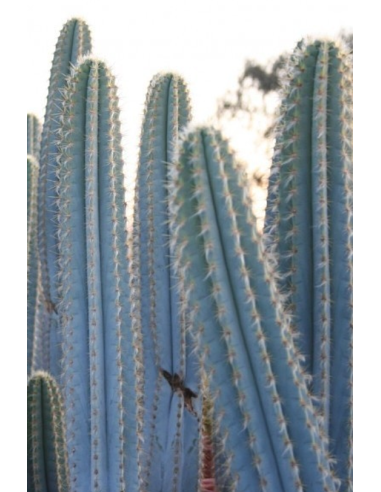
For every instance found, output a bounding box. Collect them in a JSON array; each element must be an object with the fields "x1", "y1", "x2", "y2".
[
  {"x1": 27, "y1": 17, "x2": 353, "y2": 492},
  {"x1": 35, "y1": 18, "x2": 92, "y2": 378},
  {"x1": 168, "y1": 125, "x2": 340, "y2": 492},
  {"x1": 130, "y1": 72, "x2": 201, "y2": 492}
]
